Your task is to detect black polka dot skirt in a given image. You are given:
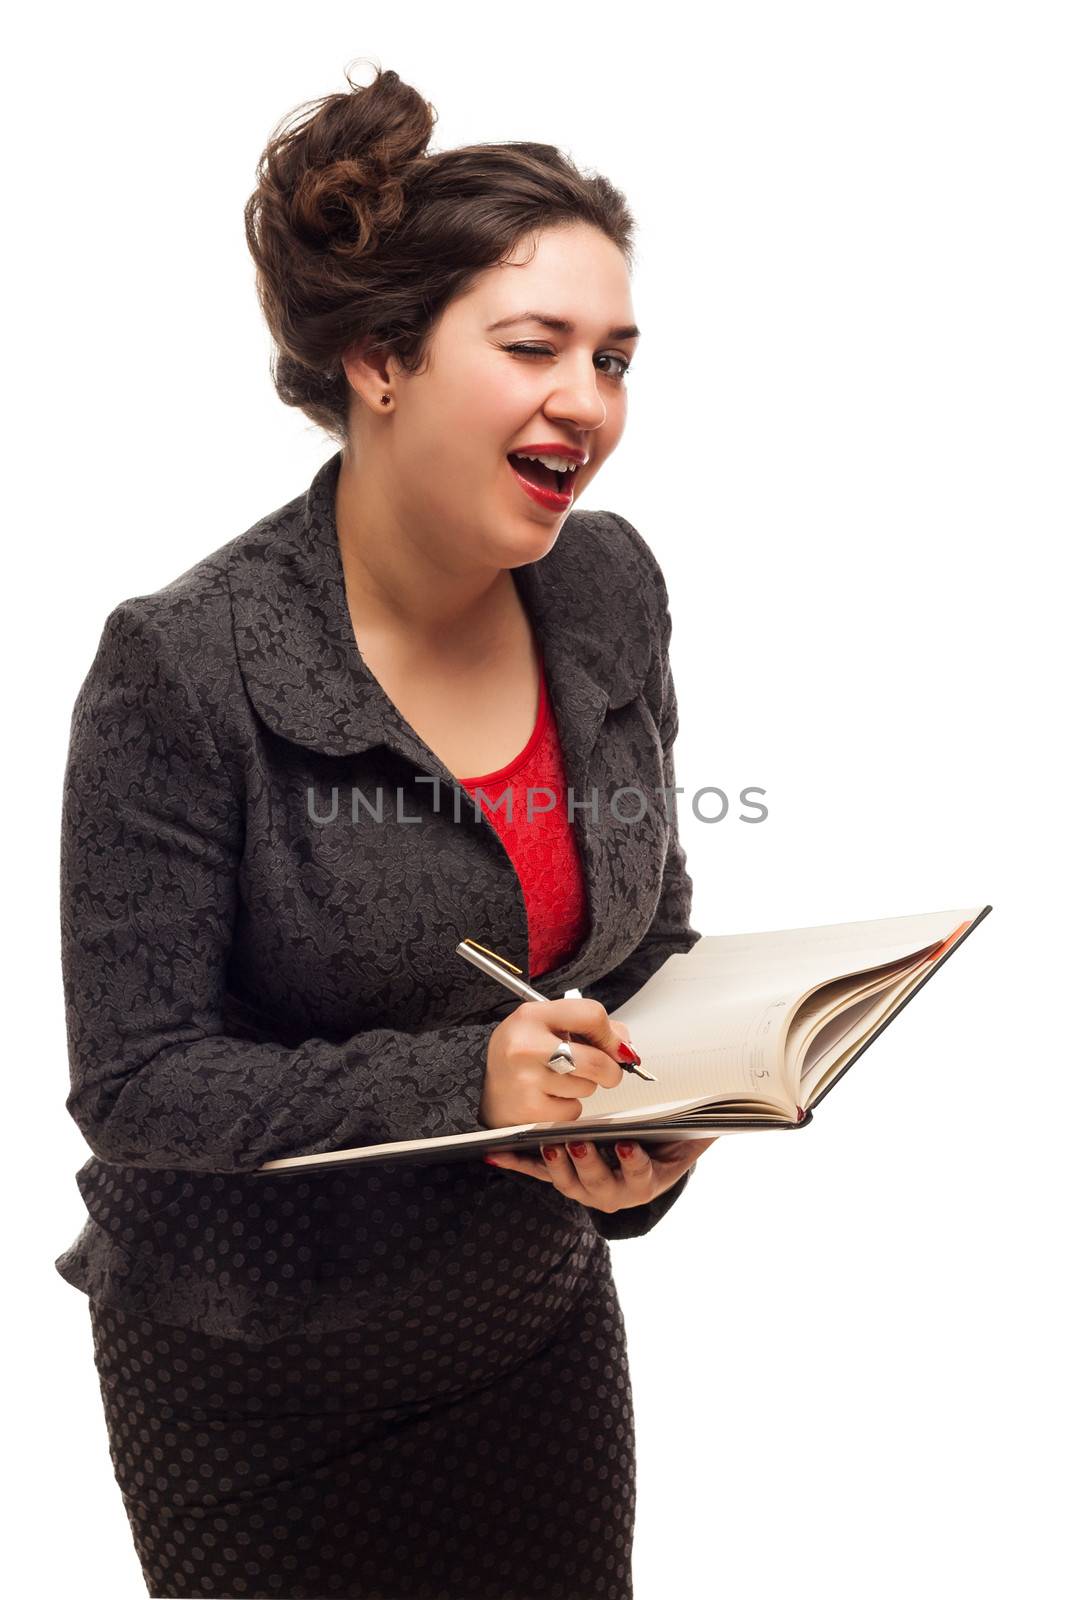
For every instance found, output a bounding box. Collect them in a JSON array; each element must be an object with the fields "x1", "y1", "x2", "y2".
[{"x1": 88, "y1": 1228, "x2": 636, "y2": 1599}]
